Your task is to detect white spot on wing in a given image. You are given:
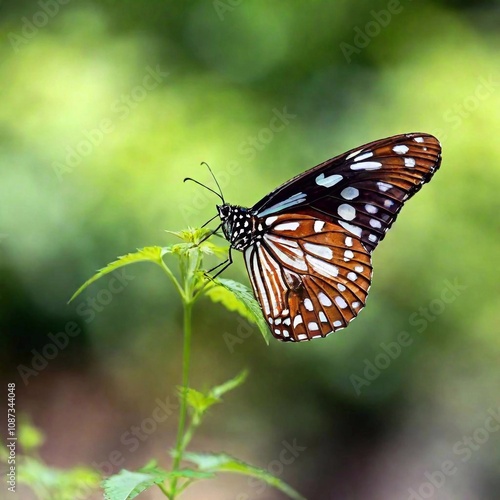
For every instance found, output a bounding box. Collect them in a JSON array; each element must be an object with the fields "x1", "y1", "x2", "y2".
[
  {"x1": 304, "y1": 242, "x2": 333, "y2": 260},
  {"x1": 339, "y1": 221, "x2": 362, "y2": 237},
  {"x1": 414, "y1": 137, "x2": 424, "y2": 143},
  {"x1": 319, "y1": 312, "x2": 328, "y2": 323},
  {"x1": 308, "y1": 322, "x2": 319, "y2": 331},
  {"x1": 314, "y1": 220, "x2": 325, "y2": 232},
  {"x1": 338, "y1": 204, "x2": 356, "y2": 221},
  {"x1": 333, "y1": 320, "x2": 342, "y2": 328},
  {"x1": 346, "y1": 148, "x2": 363, "y2": 160},
  {"x1": 368, "y1": 234, "x2": 377, "y2": 242},
  {"x1": 393, "y1": 145, "x2": 409, "y2": 154},
  {"x1": 304, "y1": 298, "x2": 313, "y2": 311},
  {"x1": 275, "y1": 222, "x2": 300, "y2": 231},
  {"x1": 316, "y1": 173, "x2": 343, "y2": 188},
  {"x1": 344, "y1": 250, "x2": 354, "y2": 260},
  {"x1": 377, "y1": 182, "x2": 392, "y2": 192},
  {"x1": 347, "y1": 272, "x2": 358, "y2": 281},
  {"x1": 338, "y1": 284, "x2": 346, "y2": 292},
  {"x1": 384, "y1": 199, "x2": 394, "y2": 208},
  {"x1": 404, "y1": 157, "x2": 416, "y2": 168},
  {"x1": 335, "y1": 296, "x2": 348, "y2": 309},
  {"x1": 293, "y1": 315, "x2": 303, "y2": 327},
  {"x1": 350, "y1": 161, "x2": 382, "y2": 171},
  {"x1": 318, "y1": 292, "x2": 332, "y2": 307},
  {"x1": 265, "y1": 216, "x2": 278, "y2": 225},
  {"x1": 258, "y1": 192, "x2": 306, "y2": 217},
  {"x1": 297, "y1": 333, "x2": 308, "y2": 340},
  {"x1": 354, "y1": 151, "x2": 373, "y2": 161},
  {"x1": 345, "y1": 236, "x2": 353, "y2": 247},
  {"x1": 341, "y1": 187, "x2": 359, "y2": 200},
  {"x1": 370, "y1": 219, "x2": 382, "y2": 229},
  {"x1": 355, "y1": 265, "x2": 364, "y2": 273},
  {"x1": 365, "y1": 204, "x2": 378, "y2": 214}
]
